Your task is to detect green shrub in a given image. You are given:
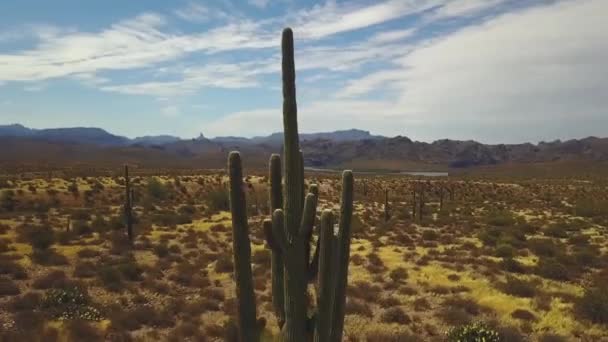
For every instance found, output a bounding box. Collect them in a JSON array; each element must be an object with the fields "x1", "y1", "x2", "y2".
[
  {"x1": 574, "y1": 199, "x2": 608, "y2": 218},
  {"x1": 446, "y1": 322, "x2": 500, "y2": 342},
  {"x1": 486, "y1": 210, "x2": 515, "y2": 227},
  {"x1": 205, "y1": 186, "x2": 229, "y2": 212},
  {"x1": 0, "y1": 277, "x2": 20, "y2": 296},
  {"x1": 575, "y1": 280, "x2": 608, "y2": 325},
  {"x1": 495, "y1": 244, "x2": 515, "y2": 258},
  {"x1": 501, "y1": 276, "x2": 536, "y2": 298},
  {"x1": 147, "y1": 177, "x2": 168, "y2": 201},
  {"x1": 536, "y1": 258, "x2": 569, "y2": 281},
  {"x1": 422, "y1": 229, "x2": 439, "y2": 241}
]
